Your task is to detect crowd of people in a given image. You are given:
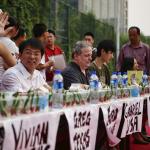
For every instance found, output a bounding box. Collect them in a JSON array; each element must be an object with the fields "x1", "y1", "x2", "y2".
[{"x1": 0, "y1": 10, "x2": 150, "y2": 148}]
